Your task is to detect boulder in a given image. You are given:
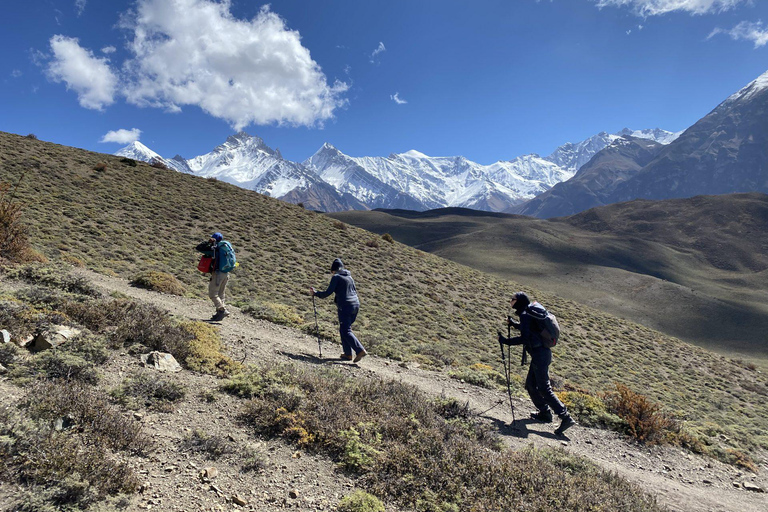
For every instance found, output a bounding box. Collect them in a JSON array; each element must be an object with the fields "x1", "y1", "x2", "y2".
[
  {"x1": 743, "y1": 481, "x2": 764, "y2": 493},
  {"x1": 1, "y1": 330, "x2": 10, "y2": 344},
  {"x1": 0, "y1": 363, "x2": 6, "y2": 374},
  {"x1": 28, "y1": 325, "x2": 82, "y2": 352},
  {"x1": 140, "y1": 351, "x2": 182, "y2": 372}
]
